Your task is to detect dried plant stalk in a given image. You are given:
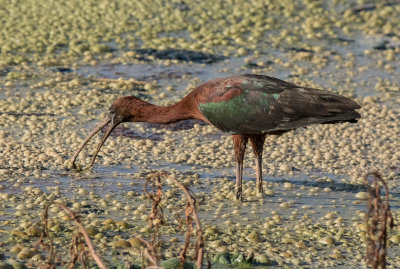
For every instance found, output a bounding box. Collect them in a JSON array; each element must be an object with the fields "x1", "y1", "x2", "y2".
[
  {"x1": 145, "y1": 172, "x2": 204, "y2": 269},
  {"x1": 138, "y1": 237, "x2": 159, "y2": 267},
  {"x1": 364, "y1": 172, "x2": 394, "y2": 269},
  {"x1": 141, "y1": 173, "x2": 165, "y2": 266},
  {"x1": 144, "y1": 174, "x2": 164, "y2": 232},
  {"x1": 165, "y1": 173, "x2": 204, "y2": 269},
  {"x1": 37, "y1": 202, "x2": 107, "y2": 269}
]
